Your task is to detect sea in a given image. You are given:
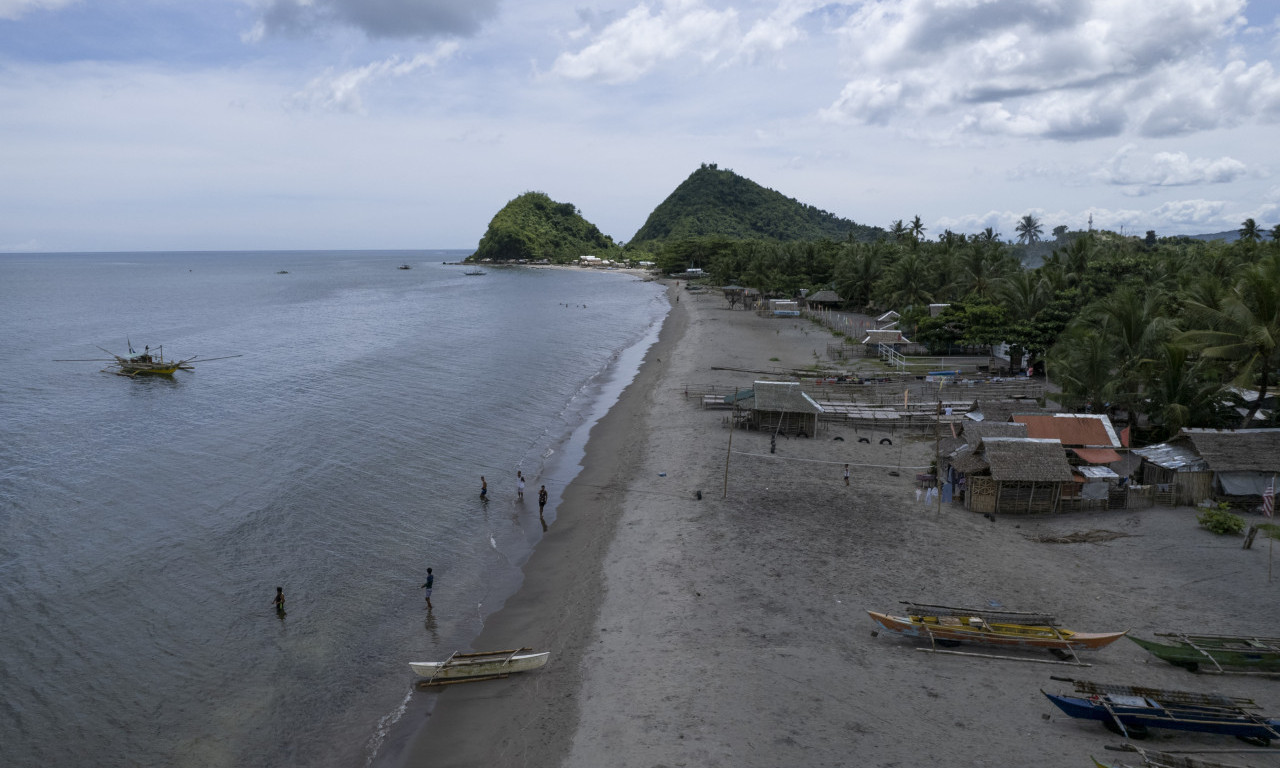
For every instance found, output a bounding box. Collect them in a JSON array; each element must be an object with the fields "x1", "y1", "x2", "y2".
[{"x1": 0, "y1": 250, "x2": 669, "y2": 768}]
